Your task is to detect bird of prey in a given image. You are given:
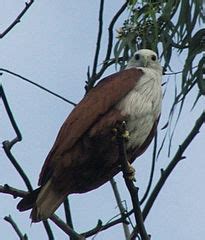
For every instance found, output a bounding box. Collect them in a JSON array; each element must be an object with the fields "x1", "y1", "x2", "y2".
[{"x1": 17, "y1": 49, "x2": 162, "y2": 222}]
